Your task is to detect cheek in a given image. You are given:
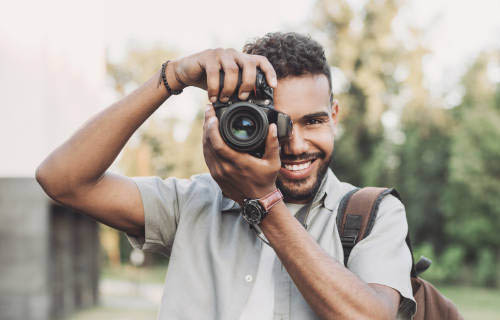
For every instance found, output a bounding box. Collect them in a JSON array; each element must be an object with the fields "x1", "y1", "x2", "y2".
[{"x1": 308, "y1": 129, "x2": 335, "y2": 155}]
